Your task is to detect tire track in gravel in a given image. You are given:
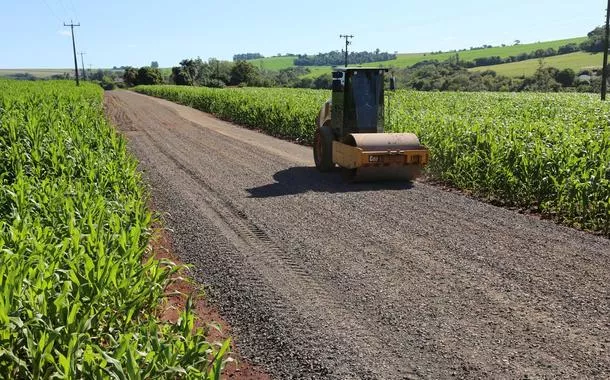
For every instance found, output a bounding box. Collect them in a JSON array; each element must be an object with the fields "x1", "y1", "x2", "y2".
[
  {"x1": 105, "y1": 90, "x2": 610, "y2": 379},
  {"x1": 114, "y1": 94, "x2": 403, "y2": 379}
]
